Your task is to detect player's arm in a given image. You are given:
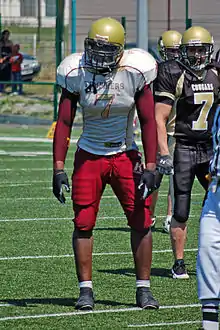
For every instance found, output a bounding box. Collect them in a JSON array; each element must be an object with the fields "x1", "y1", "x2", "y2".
[
  {"x1": 135, "y1": 84, "x2": 163, "y2": 199},
  {"x1": 53, "y1": 88, "x2": 79, "y2": 170},
  {"x1": 154, "y1": 62, "x2": 176, "y2": 174},
  {"x1": 53, "y1": 88, "x2": 79, "y2": 203},
  {"x1": 155, "y1": 102, "x2": 172, "y2": 155},
  {"x1": 135, "y1": 84, "x2": 157, "y2": 171}
]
